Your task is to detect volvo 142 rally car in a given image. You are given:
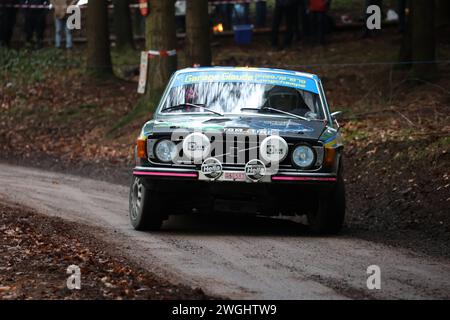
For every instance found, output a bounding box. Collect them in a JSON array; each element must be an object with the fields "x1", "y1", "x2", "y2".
[{"x1": 130, "y1": 67, "x2": 345, "y2": 234}]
